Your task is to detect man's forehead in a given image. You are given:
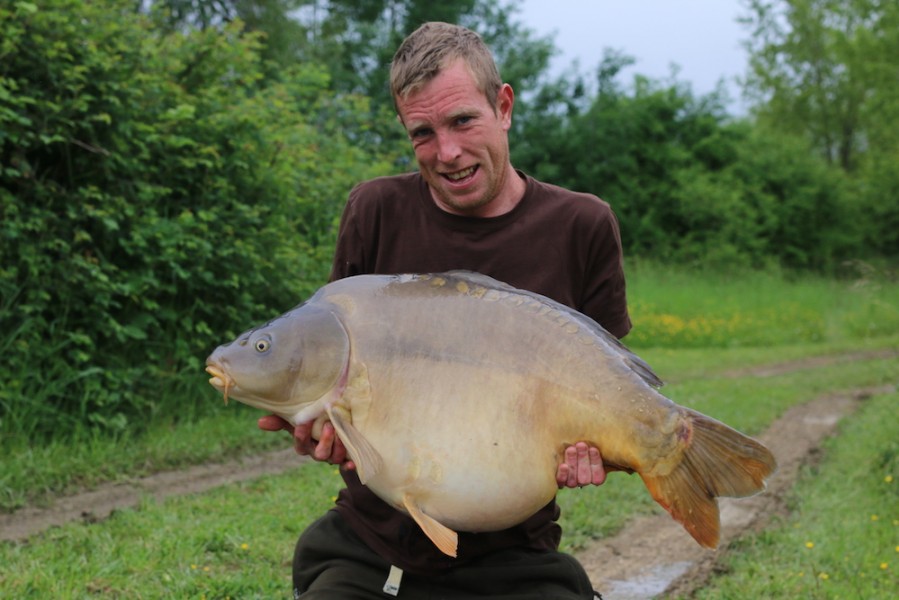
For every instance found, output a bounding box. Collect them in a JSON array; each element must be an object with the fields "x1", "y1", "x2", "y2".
[
  {"x1": 401, "y1": 103, "x2": 484, "y2": 130},
  {"x1": 396, "y1": 61, "x2": 490, "y2": 123}
]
